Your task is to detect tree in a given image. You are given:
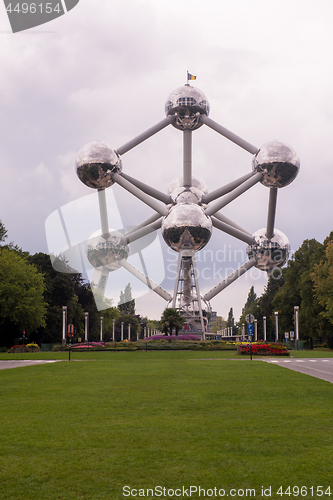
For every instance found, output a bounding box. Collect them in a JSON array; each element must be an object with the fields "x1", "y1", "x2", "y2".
[
  {"x1": 242, "y1": 286, "x2": 257, "y2": 314},
  {"x1": 0, "y1": 248, "x2": 47, "y2": 346},
  {"x1": 118, "y1": 283, "x2": 135, "y2": 316},
  {"x1": 311, "y1": 239, "x2": 333, "y2": 347},
  {"x1": 0, "y1": 220, "x2": 7, "y2": 243},
  {"x1": 210, "y1": 316, "x2": 226, "y2": 334},
  {"x1": 159, "y1": 308, "x2": 185, "y2": 336},
  {"x1": 227, "y1": 307, "x2": 237, "y2": 336},
  {"x1": 272, "y1": 239, "x2": 328, "y2": 346}
]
